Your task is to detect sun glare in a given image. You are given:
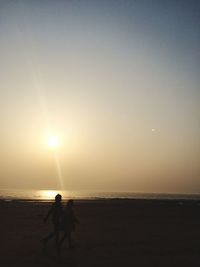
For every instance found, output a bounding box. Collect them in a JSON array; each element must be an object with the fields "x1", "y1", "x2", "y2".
[
  {"x1": 40, "y1": 190, "x2": 60, "y2": 199},
  {"x1": 47, "y1": 135, "x2": 59, "y2": 149}
]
